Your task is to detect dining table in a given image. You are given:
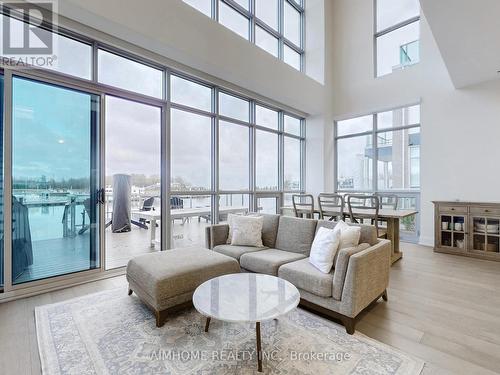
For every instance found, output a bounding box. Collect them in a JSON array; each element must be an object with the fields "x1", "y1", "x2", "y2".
[{"x1": 280, "y1": 206, "x2": 418, "y2": 264}]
